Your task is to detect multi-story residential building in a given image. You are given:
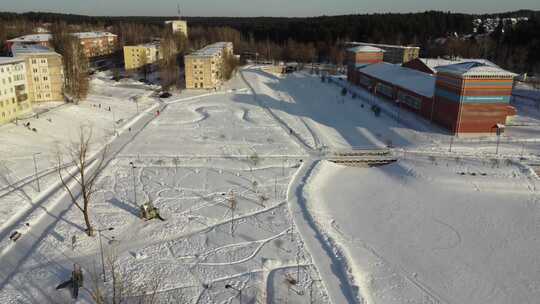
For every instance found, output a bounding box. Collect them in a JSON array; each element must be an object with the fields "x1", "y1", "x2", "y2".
[
  {"x1": 0, "y1": 57, "x2": 32, "y2": 124},
  {"x1": 123, "y1": 43, "x2": 162, "y2": 71},
  {"x1": 73, "y1": 32, "x2": 118, "y2": 58},
  {"x1": 165, "y1": 20, "x2": 188, "y2": 37},
  {"x1": 346, "y1": 42, "x2": 420, "y2": 64},
  {"x1": 184, "y1": 42, "x2": 233, "y2": 89},
  {"x1": 12, "y1": 43, "x2": 64, "y2": 103},
  {"x1": 7, "y1": 32, "x2": 118, "y2": 58}
]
